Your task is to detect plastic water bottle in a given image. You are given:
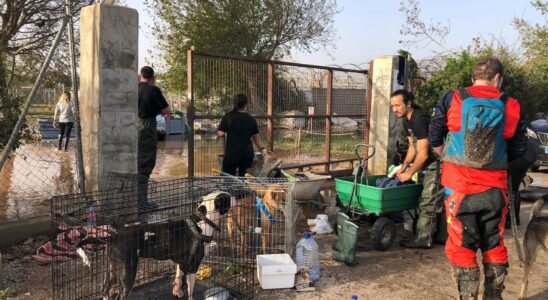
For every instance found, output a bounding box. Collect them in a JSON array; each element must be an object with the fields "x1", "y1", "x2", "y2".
[
  {"x1": 87, "y1": 204, "x2": 97, "y2": 227},
  {"x1": 351, "y1": 295, "x2": 358, "y2": 300},
  {"x1": 295, "y1": 231, "x2": 320, "y2": 281}
]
